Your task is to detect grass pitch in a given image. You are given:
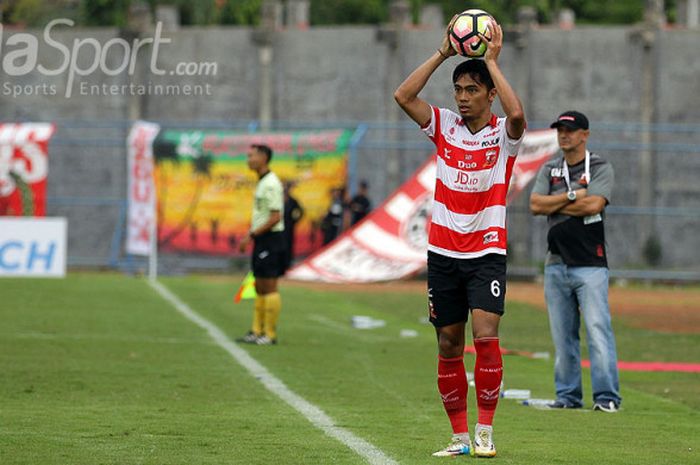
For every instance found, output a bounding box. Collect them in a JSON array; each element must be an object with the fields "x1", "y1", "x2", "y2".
[{"x1": 1, "y1": 274, "x2": 698, "y2": 464}]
